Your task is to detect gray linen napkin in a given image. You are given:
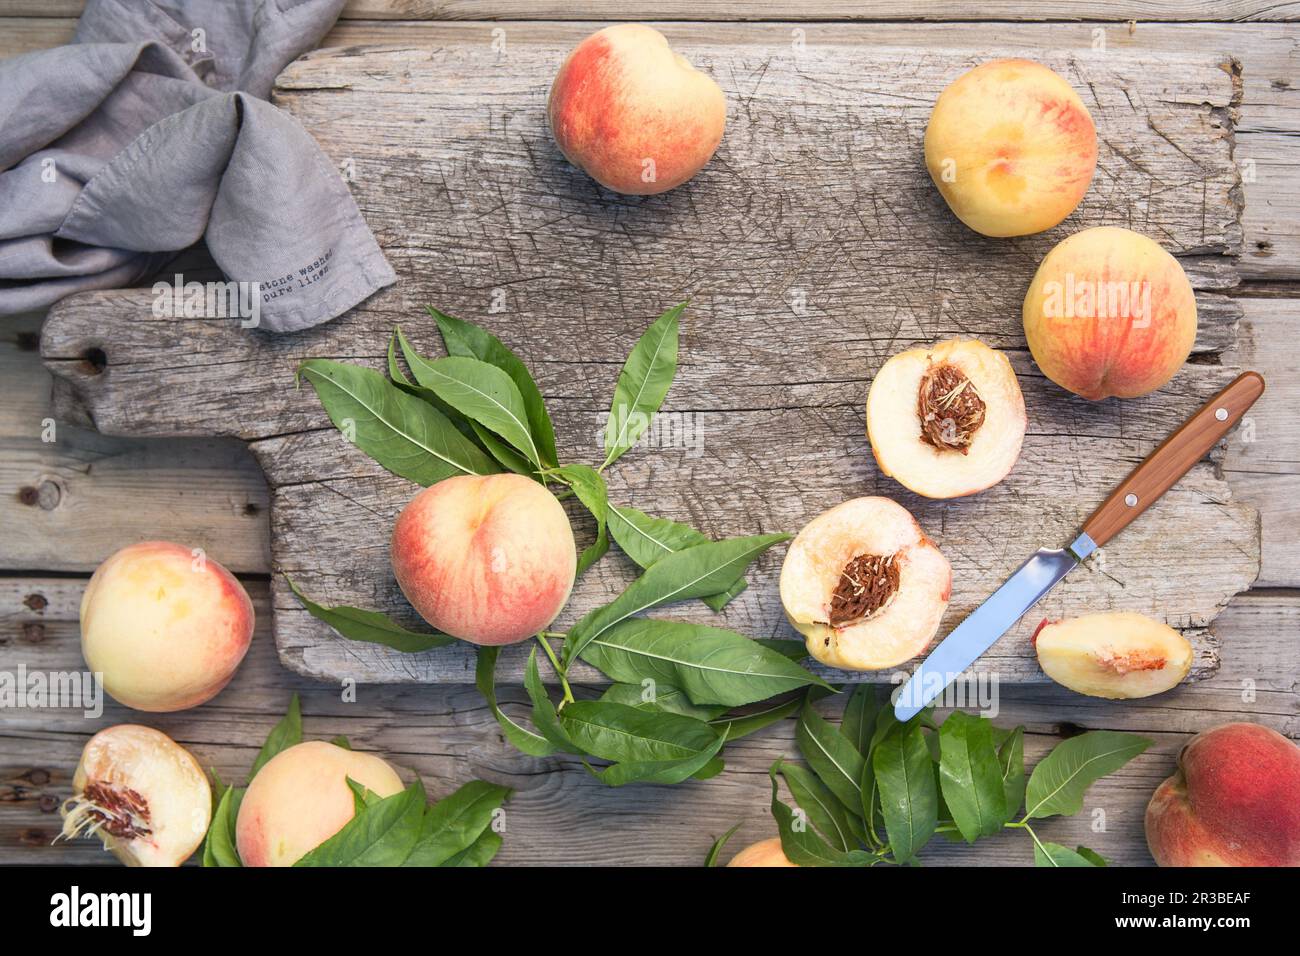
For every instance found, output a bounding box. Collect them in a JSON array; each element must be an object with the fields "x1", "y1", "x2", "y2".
[{"x1": 0, "y1": 0, "x2": 396, "y2": 333}]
